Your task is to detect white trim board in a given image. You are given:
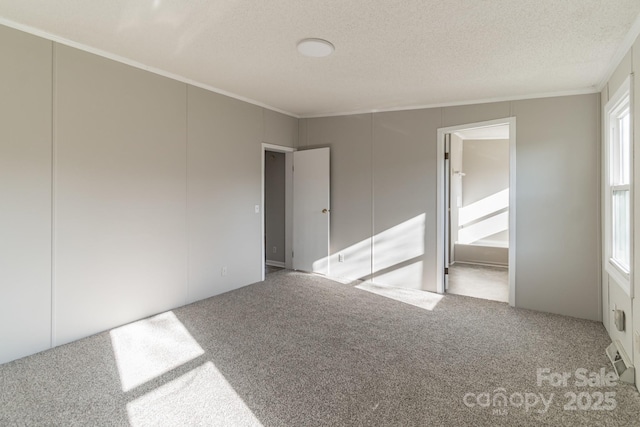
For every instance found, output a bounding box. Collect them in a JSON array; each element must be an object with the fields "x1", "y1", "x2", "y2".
[{"x1": 299, "y1": 89, "x2": 597, "y2": 119}]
